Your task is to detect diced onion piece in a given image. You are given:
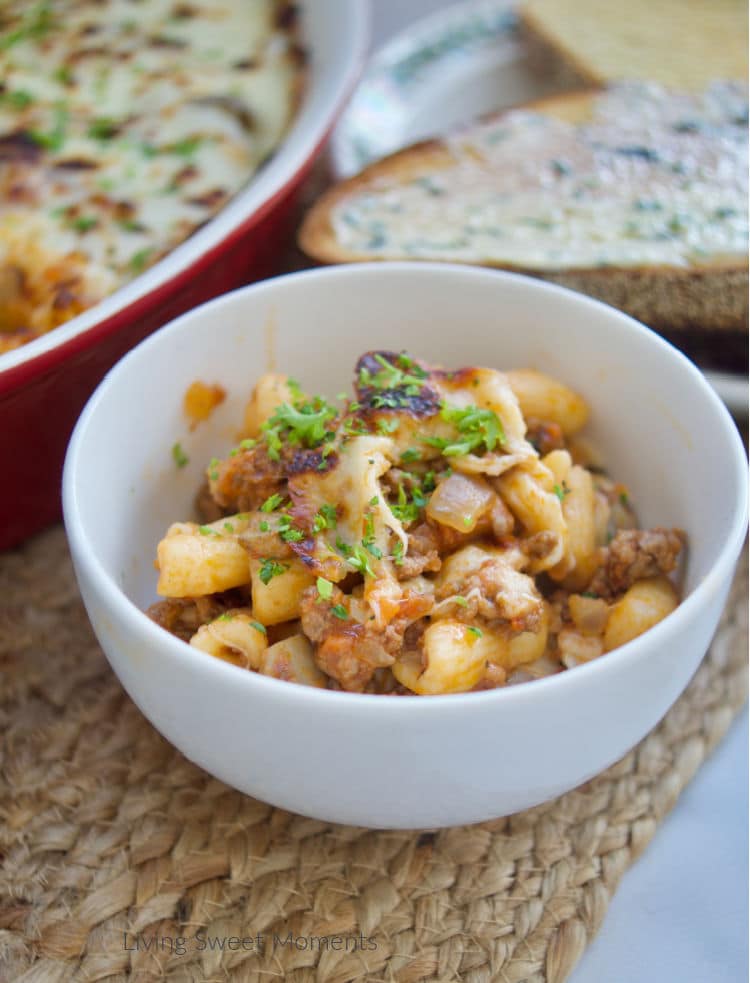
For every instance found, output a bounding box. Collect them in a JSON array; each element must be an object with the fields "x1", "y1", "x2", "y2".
[
  {"x1": 190, "y1": 611, "x2": 267, "y2": 669},
  {"x1": 261, "y1": 634, "x2": 327, "y2": 687},
  {"x1": 557, "y1": 627, "x2": 604, "y2": 668},
  {"x1": 399, "y1": 575, "x2": 435, "y2": 597},
  {"x1": 509, "y1": 653, "x2": 562, "y2": 683},
  {"x1": 490, "y1": 495, "x2": 515, "y2": 538},
  {"x1": 426, "y1": 473, "x2": 495, "y2": 533},
  {"x1": 391, "y1": 651, "x2": 423, "y2": 693},
  {"x1": 568, "y1": 594, "x2": 609, "y2": 635}
]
